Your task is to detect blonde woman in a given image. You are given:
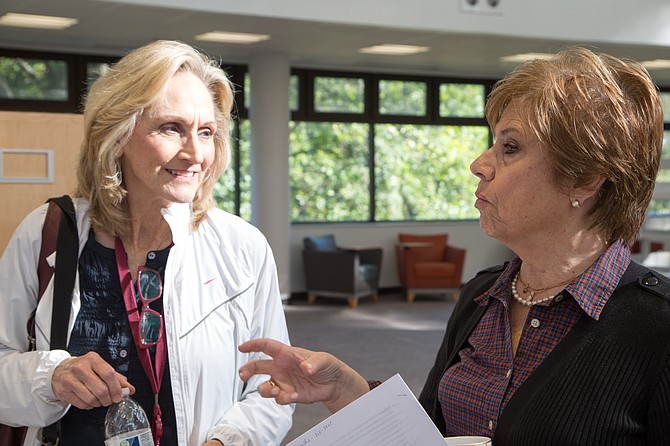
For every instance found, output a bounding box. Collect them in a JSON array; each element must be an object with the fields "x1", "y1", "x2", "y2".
[{"x1": 0, "y1": 40, "x2": 292, "y2": 446}]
